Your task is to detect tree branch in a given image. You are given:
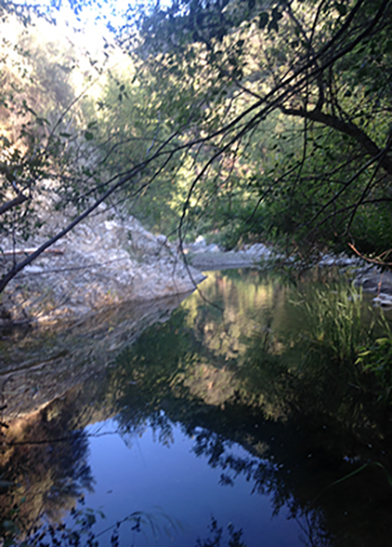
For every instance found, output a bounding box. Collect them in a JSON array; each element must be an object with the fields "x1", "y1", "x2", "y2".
[
  {"x1": 0, "y1": 191, "x2": 29, "y2": 216},
  {"x1": 280, "y1": 106, "x2": 392, "y2": 175}
]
